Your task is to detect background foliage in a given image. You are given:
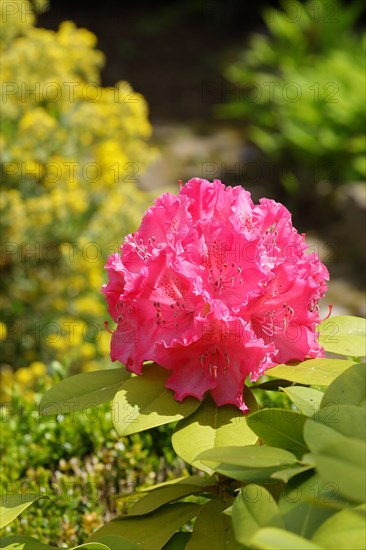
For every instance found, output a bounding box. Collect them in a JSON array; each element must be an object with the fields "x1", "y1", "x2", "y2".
[
  {"x1": 0, "y1": 0, "x2": 157, "y2": 372},
  {"x1": 218, "y1": 0, "x2": 365, "y2": 216}
]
